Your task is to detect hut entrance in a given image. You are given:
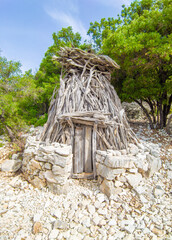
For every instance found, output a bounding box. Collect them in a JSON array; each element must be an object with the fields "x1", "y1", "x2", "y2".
[{"x1": 72, "y1": 124, "x2": 94, "y2": 179}]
